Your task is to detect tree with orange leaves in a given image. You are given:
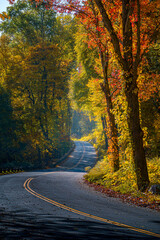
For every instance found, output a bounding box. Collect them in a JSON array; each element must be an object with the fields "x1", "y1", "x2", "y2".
[
  {"x1": 73, "y1": 0, "x2": 120, "y2": 172},
  {"x1": 92, "y1": 0, "x2": 160, "y2": 190}
]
